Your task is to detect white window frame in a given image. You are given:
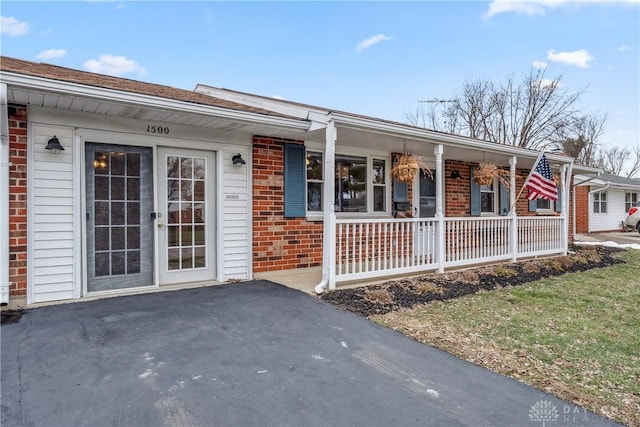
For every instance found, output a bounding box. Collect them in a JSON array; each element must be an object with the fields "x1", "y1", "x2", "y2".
[
  {"x1": 535, "y1": 198, "x2": 554, "y2": 212},
  {"x1": 593, "y1": 191, "x2": 607, "y2": 214},
  {"x1": 304, "y1": 143, "x2": 390, "y2": 218},
  {"x1": 625, "y1": 192, "x2": 638, "y2": 213},
  {"x1": 480, "y1": 179, "x2": 498, "y2": 215}
]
